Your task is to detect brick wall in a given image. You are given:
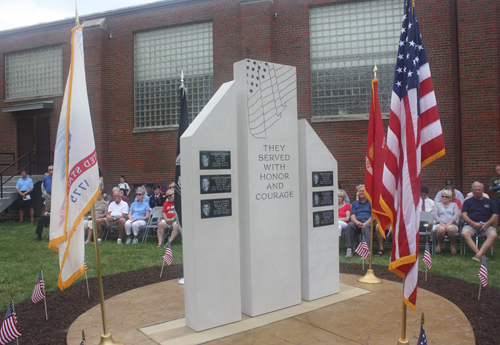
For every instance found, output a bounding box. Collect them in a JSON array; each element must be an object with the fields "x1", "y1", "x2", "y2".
[{"x1": 0, "y1": 0, "x2": 498, "y2": 203}]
